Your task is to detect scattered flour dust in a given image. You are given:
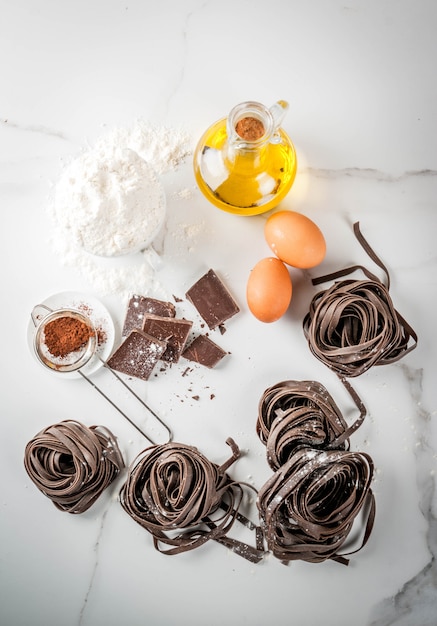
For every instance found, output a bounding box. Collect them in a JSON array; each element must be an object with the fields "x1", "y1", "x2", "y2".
[
  {"x1": 94, "y1": 120, "x2": 192, "y2": 175},
  {"x1": 48, "y1": 120, "x2": 193, "y2": 297},
  {"x1": 172, "y1": 187, "x2": 194, "y2": 200},
  {"x1": 51, "y1": 236, "x2": 163, "y2": 298}
]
